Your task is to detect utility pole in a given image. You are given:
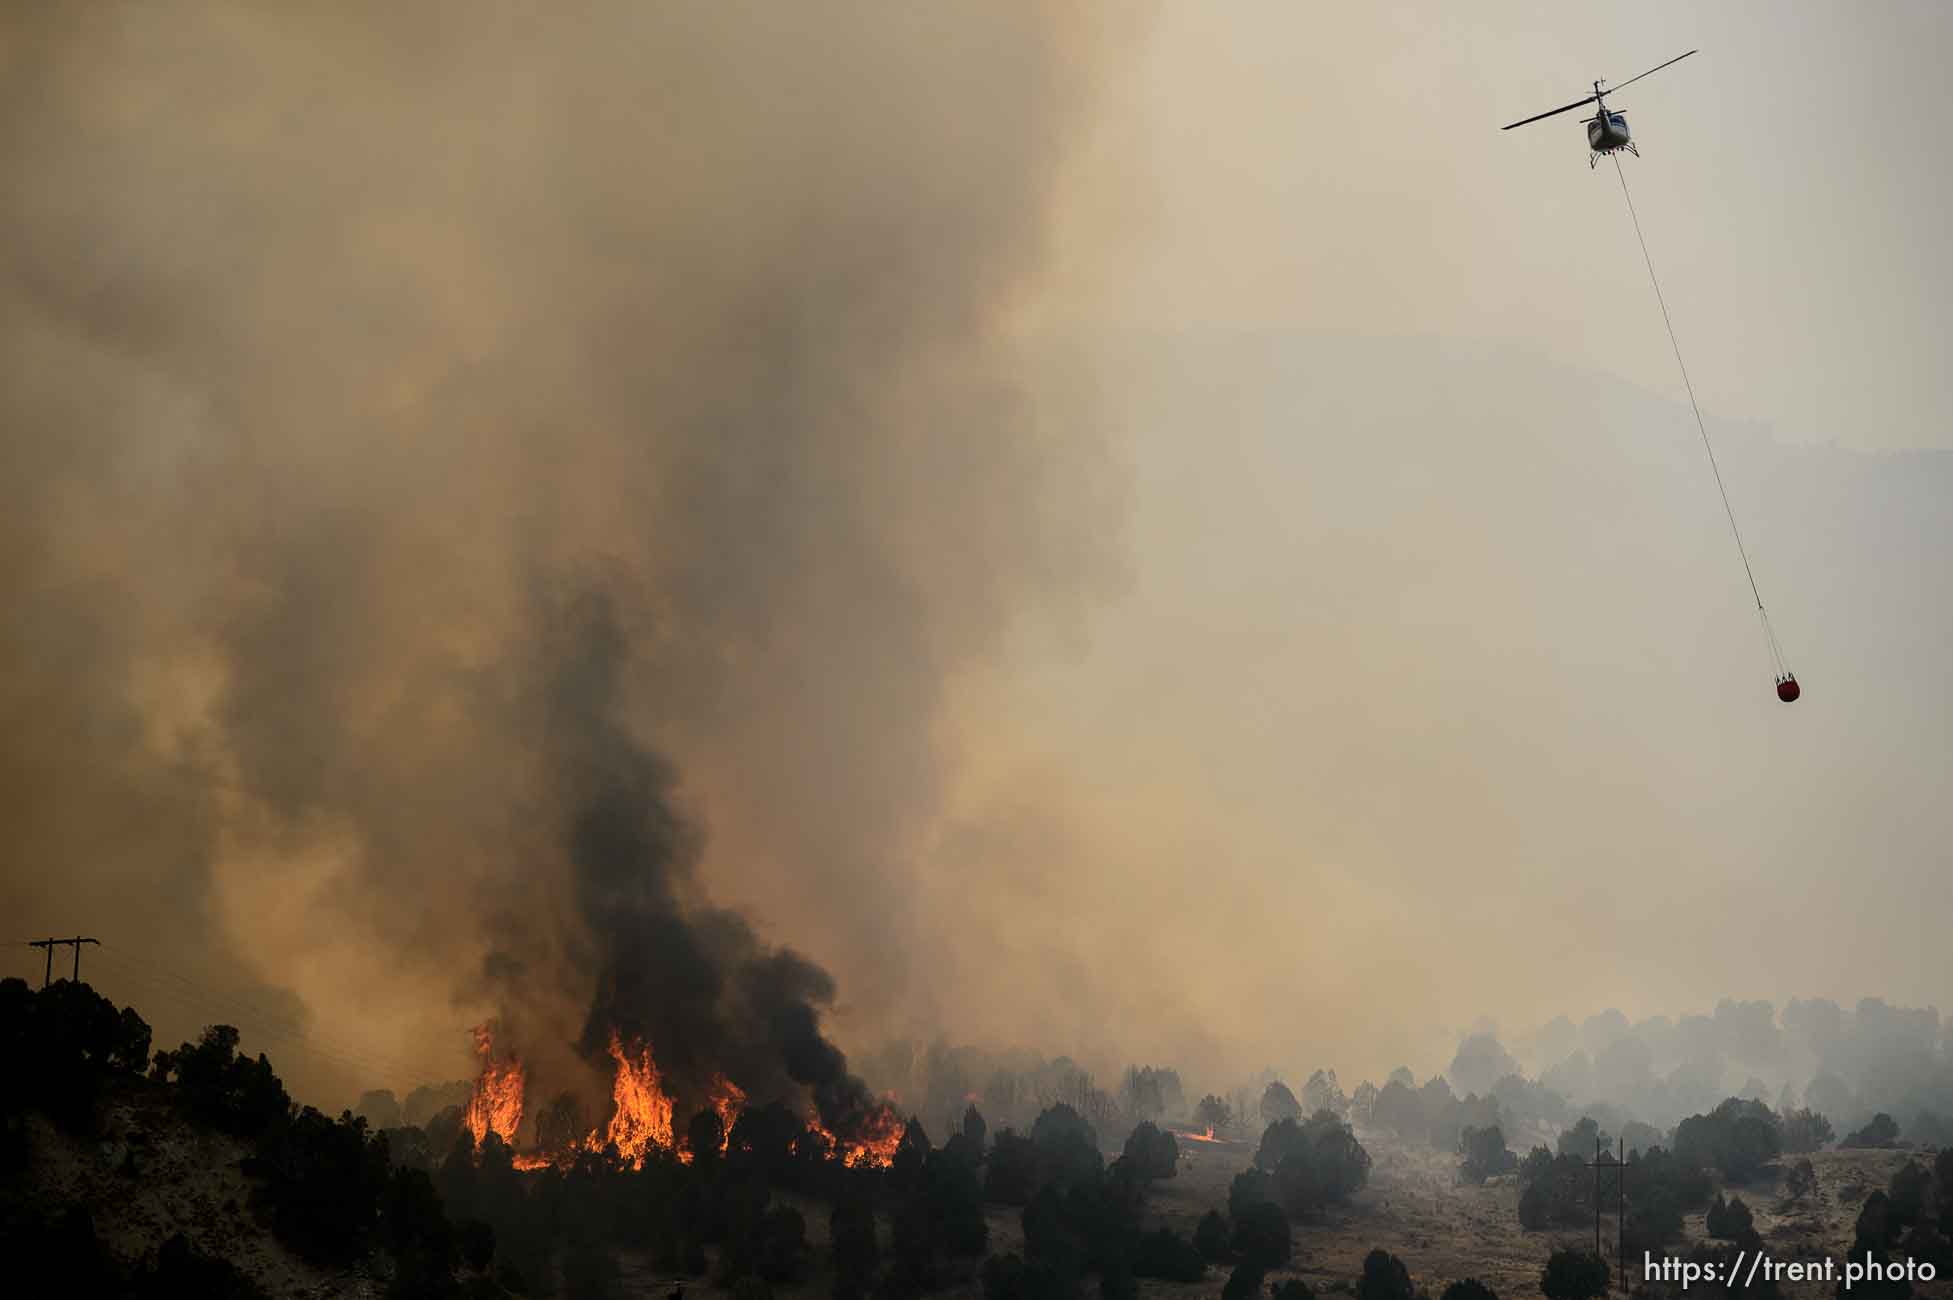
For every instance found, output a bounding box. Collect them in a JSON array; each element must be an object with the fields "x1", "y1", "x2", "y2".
[
  {"x1": 28, "y1": 937, "x2": 99, "y2": 987},
  {"x1": 1585, "y1": 1135, "x2": 1629, "y2": 1290}
]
